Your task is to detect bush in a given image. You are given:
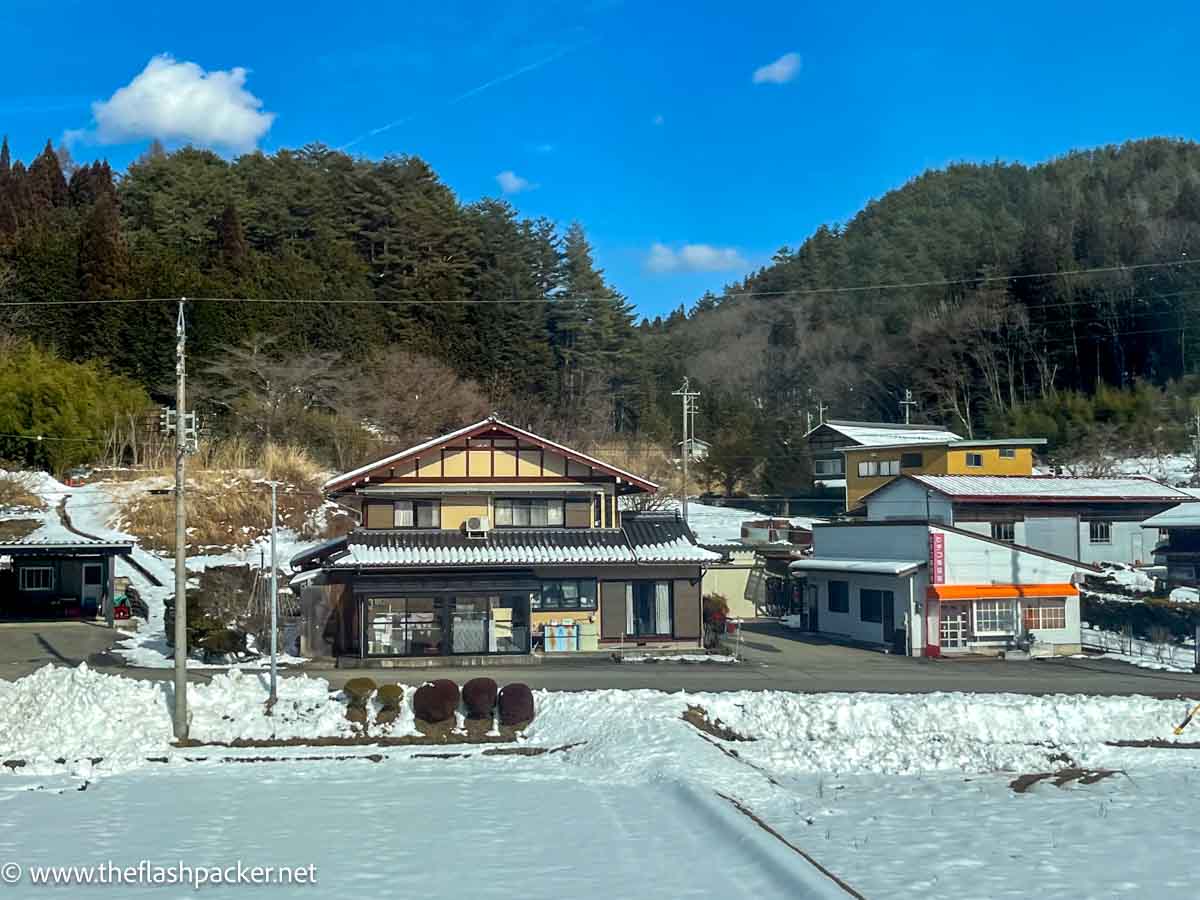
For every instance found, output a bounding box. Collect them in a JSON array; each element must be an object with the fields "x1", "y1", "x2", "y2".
[
  {"x1": 343, "y1": 678, "x2": 378, "y2": 705},
  {"x1": 376, "y1": 684, "x2": 404, "y2": 710},
  {"x1": 1082, "y1": 594, "x2": 1200, "y2": 642},
  {"x1": 462, "y1": 678, "x2": 498, "y2": 720},
  {"x1": 497, "y1": 683, "x2": 535, "y2": 727},
  {"x1": 413, "y1": 679, "x2": 459, "y2": 724}
]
